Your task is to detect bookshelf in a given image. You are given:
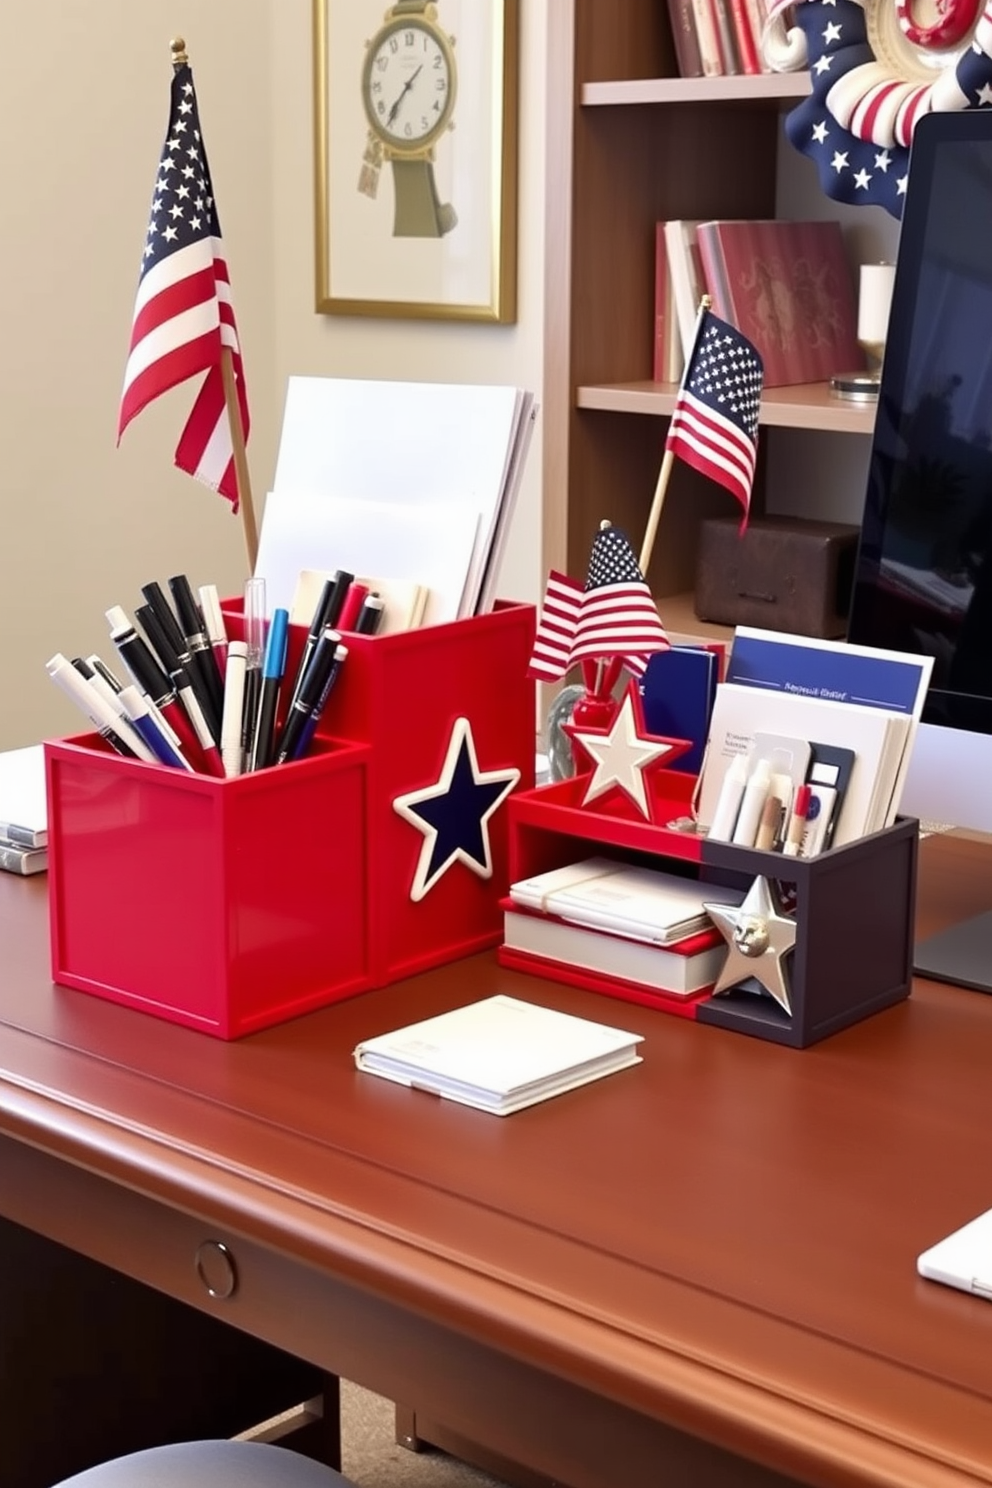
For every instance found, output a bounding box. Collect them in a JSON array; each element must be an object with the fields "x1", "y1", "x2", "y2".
[{"x1": 542, "y1": 1, "x2": 877, "y2": 637}]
